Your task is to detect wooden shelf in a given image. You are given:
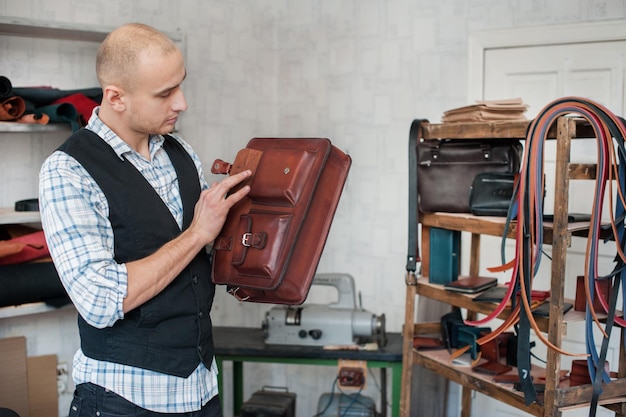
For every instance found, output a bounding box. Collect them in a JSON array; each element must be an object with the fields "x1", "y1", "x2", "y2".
[
  {"x1": 420, "y1": 117, "x2": 595, "y2": 141},
  {"x1": 413, "y1": 278, "x2": 587, "y2": 334},
  {"x1": 420, "y1": 212, "x2": 597, "y2": 244},
  {"x1": 412, "y1": 347, "x2": 626, "y2": 416}
]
